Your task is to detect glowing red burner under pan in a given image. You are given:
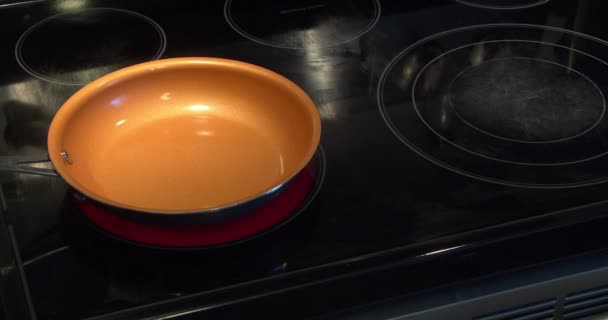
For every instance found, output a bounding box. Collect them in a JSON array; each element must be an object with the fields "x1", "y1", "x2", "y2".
[{"x1": 74, "y1": 162, "x2": 317, "y2": 248}]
